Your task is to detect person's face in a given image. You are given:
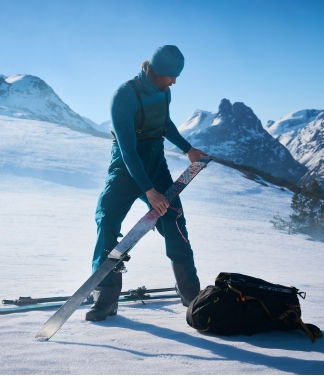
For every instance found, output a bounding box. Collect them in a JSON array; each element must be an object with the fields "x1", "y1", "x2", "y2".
[{"x1": 154, "y1": 75, "x2": 177, "y2": 92}]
